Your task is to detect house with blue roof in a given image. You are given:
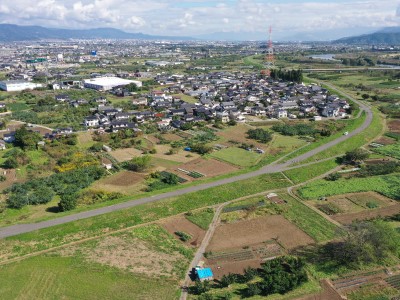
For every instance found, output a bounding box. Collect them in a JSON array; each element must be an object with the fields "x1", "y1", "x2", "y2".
[{"x1": 195, "y1": 267, "x2": 214, "y2": 281}]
